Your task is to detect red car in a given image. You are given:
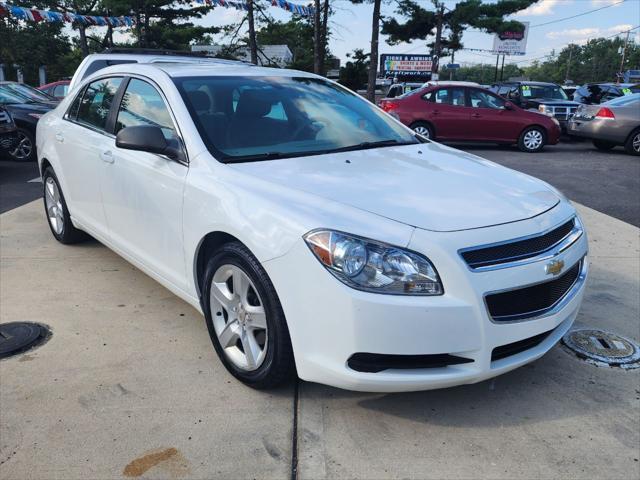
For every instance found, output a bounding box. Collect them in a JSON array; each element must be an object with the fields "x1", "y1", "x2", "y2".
[
  {"x1": 37, "y1": 80, "x2": 70, "y2": 100},
  {"x1": 379, "y1": 84, "x2": 561, "y2": 153}
]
